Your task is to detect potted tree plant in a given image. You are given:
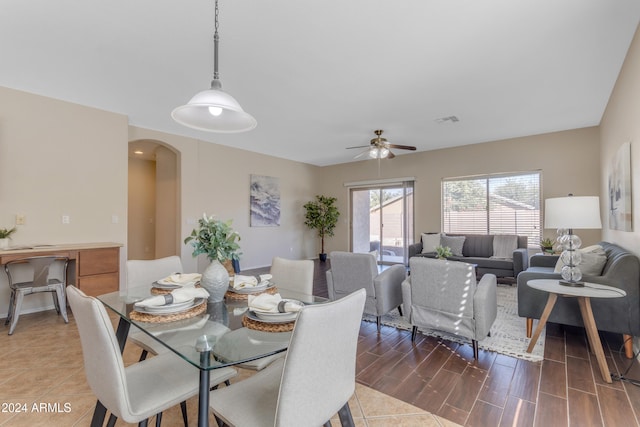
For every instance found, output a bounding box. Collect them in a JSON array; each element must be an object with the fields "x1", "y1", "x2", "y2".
[
  {"x1": 303, "y1": 195, "x2": 340, "y2": 262},
  {"x1": 0, "y1": 227, "x2": 17, "y2": 250},
  {"x1": 184, "y1": 213, "x2": 241, "y2": 301}
]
